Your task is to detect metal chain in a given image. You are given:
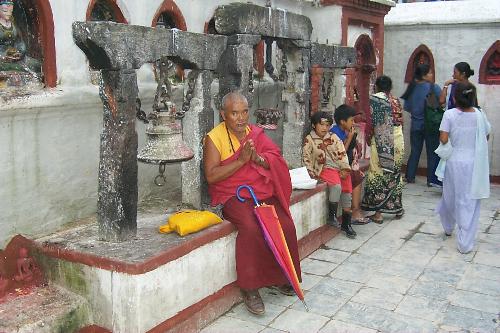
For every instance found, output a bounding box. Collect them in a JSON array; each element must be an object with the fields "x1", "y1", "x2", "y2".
[
  {"x1": 177, "y1": 70, "x2": 198, "y2": 119},
  {"x1": 154, "y1": 163, "x2": 167, "y2": 186}
]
